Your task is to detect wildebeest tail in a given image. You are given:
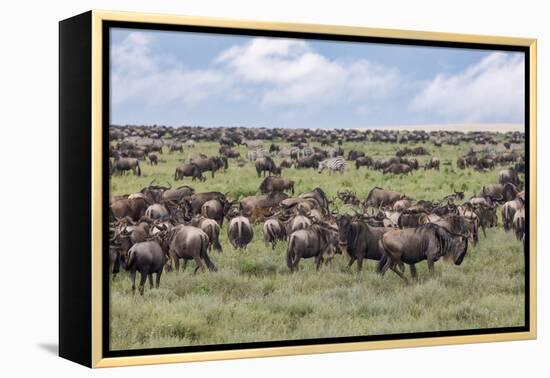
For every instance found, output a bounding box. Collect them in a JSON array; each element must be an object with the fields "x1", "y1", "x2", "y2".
[
  {"x1": 286, "y1": 234, "x2": 296, "y2": 269},
  {"x1": 376, "y1": 239, "x2": 388, "y2": 274},
  {"x1": 200, "y1": 234, "x2": 217, "y2": 272},
  {"x1": 127, "y1": 247, "x2": 136, "y2": 269},
  {"x1": 136, "y1": 161, "x2": 141, "y2": 176}
]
